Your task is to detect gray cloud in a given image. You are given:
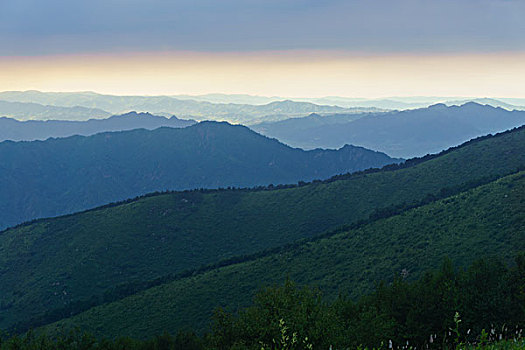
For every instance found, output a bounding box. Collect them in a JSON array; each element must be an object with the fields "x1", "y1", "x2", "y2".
[{"x1": 1, "y1": 0, "x2": 524, "y2": 55}]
